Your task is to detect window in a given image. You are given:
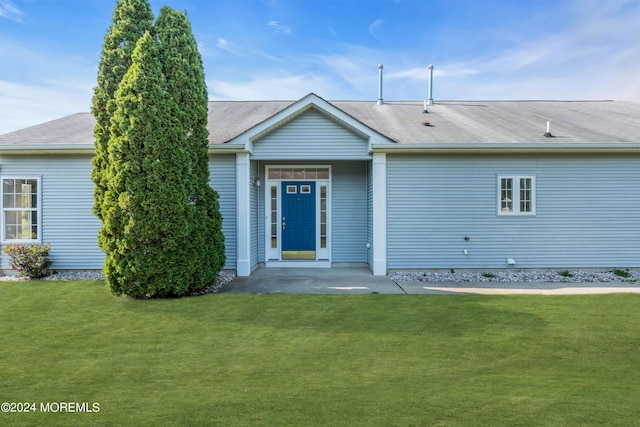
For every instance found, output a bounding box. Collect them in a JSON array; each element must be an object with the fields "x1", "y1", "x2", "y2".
[
  {"x1": 270, "y1": 185, "x2": 278, "y2": 248},
  {"x1": 498, "y1": 175, "x2": 535, "y2": 215},
  {"x1": 2, "y1": 177, "x2": 41, "y2": 241},
  {"x1": 268, "y1": 168, "x2": 329, "y2": 180},
  {"x1": 320, "y1": 185, "x2": 327, "y2": 249}
]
